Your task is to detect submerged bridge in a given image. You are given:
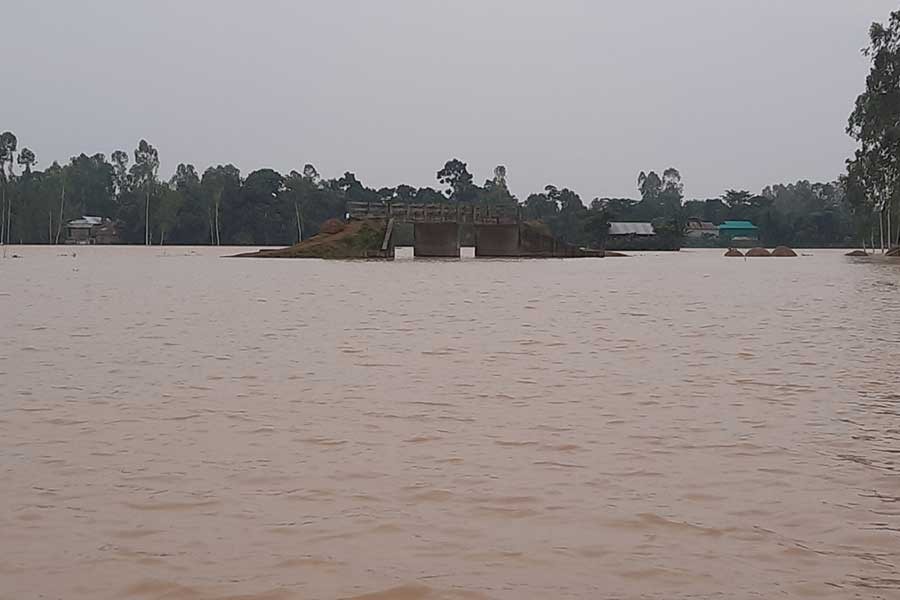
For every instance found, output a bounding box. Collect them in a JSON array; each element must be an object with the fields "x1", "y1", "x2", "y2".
[{"x1": 348, "y1": 201, "x2": 529, "y2": 257}]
